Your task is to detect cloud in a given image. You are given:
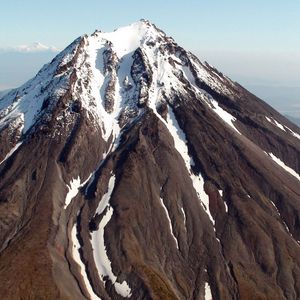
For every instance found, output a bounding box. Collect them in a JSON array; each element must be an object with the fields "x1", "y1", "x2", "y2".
[{"x1": 0, "y1": 42, "x2": 59, "y2": 53}]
